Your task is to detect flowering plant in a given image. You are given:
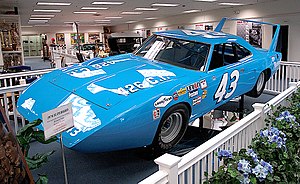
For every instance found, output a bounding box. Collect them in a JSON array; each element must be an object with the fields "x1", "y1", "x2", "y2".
[{"x1": 205, "y1": 89, "x2": 300, "y2": 183}]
